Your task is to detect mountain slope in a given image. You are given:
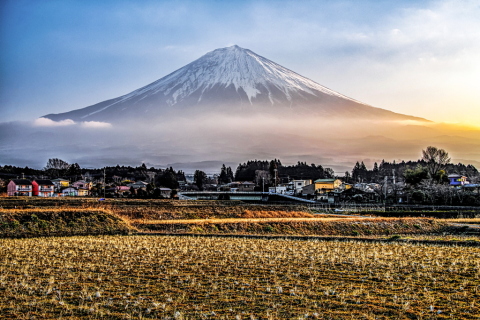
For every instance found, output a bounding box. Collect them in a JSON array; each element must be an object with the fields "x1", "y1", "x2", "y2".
[{"x1": 44, "y1": 45, "x2": 426, "y2": 122}]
